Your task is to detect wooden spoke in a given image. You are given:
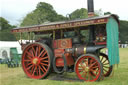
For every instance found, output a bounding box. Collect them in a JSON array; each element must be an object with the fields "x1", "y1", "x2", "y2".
[
  {"x1": 42, "y1": 65, "x2": 47, "y2": 72},
  {"x1": 38, "y1": 50, "x2": 45, "y2": 58},
  {"x1": 91, "y1": 65, "x2": 99, "y2": 69},
  {"x1": 42, "y1": 60, "x2": 48, "y2": 63},
  {"x1": 103, "y1": 66, "x2": 109, "y2": 68},
  {"x1": 82, "y1": 71, "x2": 87, "y2": 78},
  {"x1": 100, "y1": 56, "x2": 104, "y2": 62},
  {"x1": 42, "y1": 51, "x2": 47, "y2": 57},
  {"x1": 40, "y1": 56, "x2": 48, "y2": 60},
  {"x1": 38, "y1": 66, "x2": 41, "y2": 76},
  {"x1": 27, "y1": 64, "x2": 33, "y2": 70},
  {"x1": 103, "y1": 68, "x2": 108, "y2": 72},
  {"x1": 89, "y1": 70, "x2": 97, "y2": 76},
  {"x1": 103, "y1": 63, "x2": 109, "y2": 65},
  {"x1": 89, "y1": 72, "x2": 94, "y2": 79},
  {"x1": 85, "y1": 58, "x2": 88, "y2": 66},
  {"x1": 32, "y1": 46, "x2": 36, "y2": 56},
  {"x1": 26, "y1": 55, "x2": 32, "y2": 60},
  {"x1": 30, "y1": 50, "x2": 35, "y2": 58},
  {"x1": 26, "y1": 51, "x2": 33, "y2": 58},
  {"x1": 88, "y1": 72, "x2": 91, "y2": 81},
  {"x1": 79, "y1": 63, "x2": 86, "y2": 69},
  {"x1": 39, "y1": 65, "x2": 45, "y2": 73},
  {"x1": 102, "y1": 59, "x2": 107, "y2": 64},
  {"x1": 38, "y1": 46, "x2": 41, "y2": 55},
  {"x1": 35, "y1": 47, "x2": 38, "y2": 57},
  {"x1": 40, "y1": 62, "x2": 48, "y2": 66},
  {"x1": 78, "y1": 69, "x2": 84, "y2": 72},
  {"x1": 89, "y1": 62, "x2": 97, "y2": 68},
  {"x1": 32, "y1": 66, "x2": 37, "y2": 76},
  {"x1": 27, "y1": 62, "x2": 33, "y2": 66}
]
